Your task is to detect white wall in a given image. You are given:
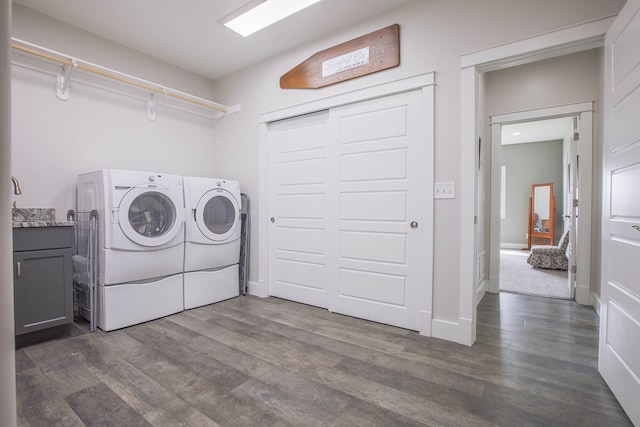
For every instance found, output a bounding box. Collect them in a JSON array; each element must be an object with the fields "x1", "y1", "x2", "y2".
[
  {"x1": 12, "y1": 5, "x2": 216, "y2": 97},
  {"x1": 210, "y1": 0, "x2": 624, "y2": 328},
  {"x1": 485, "y1": 49, "x2": 602, "y2": 115},
  {"x1": 11, "y1": 4, "x2": 221, "y2": 219},
  {"x1": 2, "y1": 2, "x2": 17, "y2": 426}
]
